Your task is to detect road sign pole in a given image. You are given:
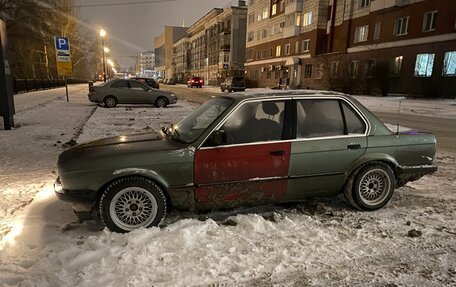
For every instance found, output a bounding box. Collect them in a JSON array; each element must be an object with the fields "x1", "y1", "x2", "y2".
[{"x1": 64, "y1": 77, "x2": 69, "y2": 102}]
